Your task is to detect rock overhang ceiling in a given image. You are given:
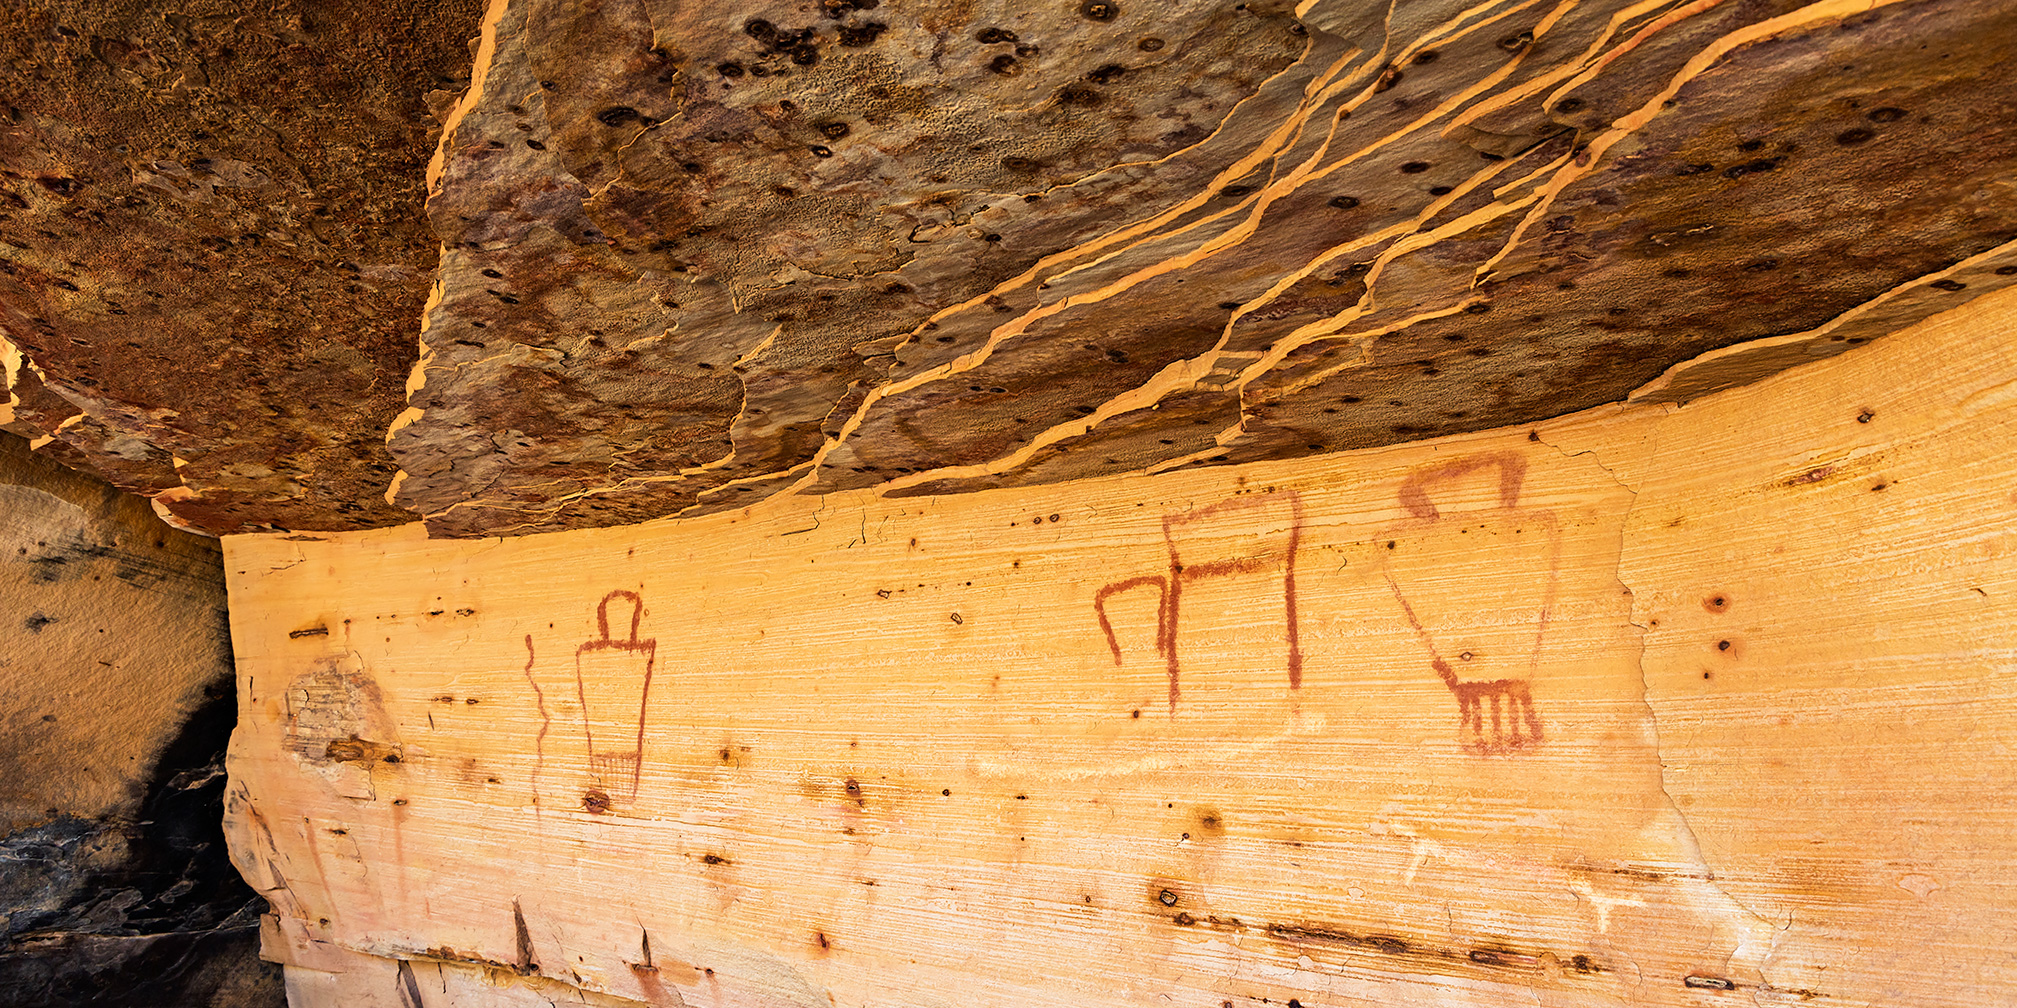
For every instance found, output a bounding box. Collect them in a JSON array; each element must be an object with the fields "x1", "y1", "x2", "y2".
[{"x1": 3, "y1": 0, "x2": 2015, "y2": 537}]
